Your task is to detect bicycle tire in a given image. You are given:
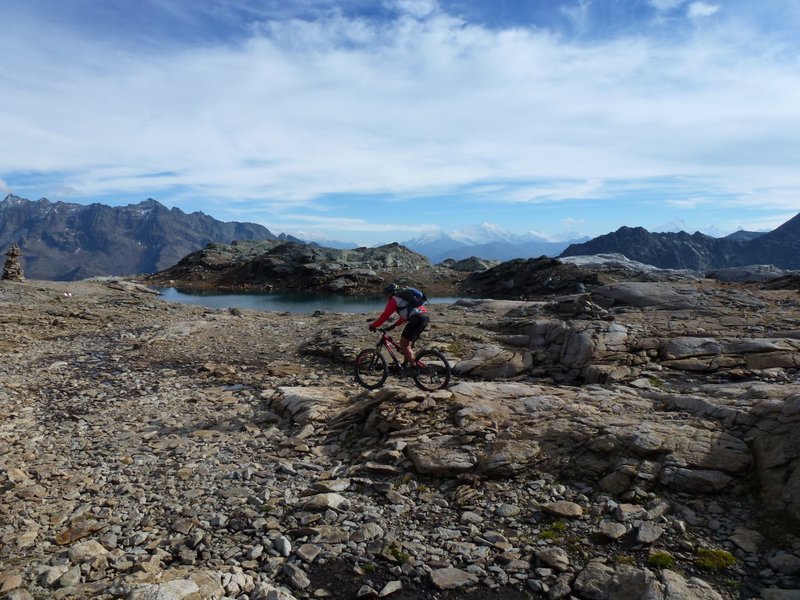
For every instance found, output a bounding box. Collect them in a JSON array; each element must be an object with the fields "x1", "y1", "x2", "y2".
[
  {"x1": 412, "y1": 349, "x2": 451, "y2": 391},
  {"x1": 354, "y1": 349, "x2": 388, "y2": 389}
]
